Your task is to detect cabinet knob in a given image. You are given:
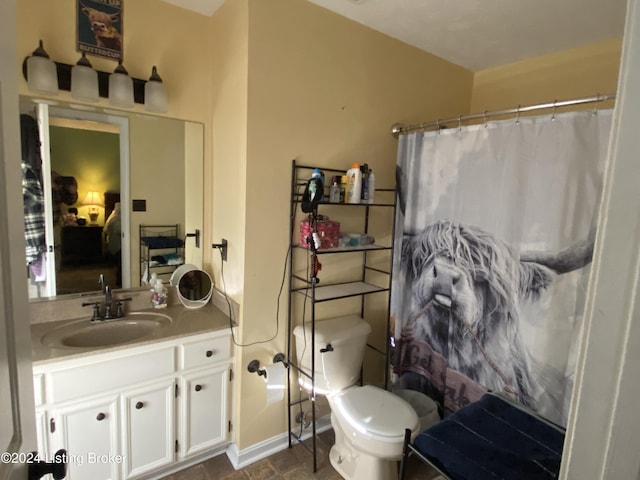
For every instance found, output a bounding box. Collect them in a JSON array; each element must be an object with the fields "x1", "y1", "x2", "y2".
[
  {"x1": 195, "y1": 384, "x2": 203, "y2": 392},
  {"x1": 135, "y1": 401, "x2": 144, "y2": 410},
  {"x1": 96, "y1": 412, "x2": 106, "y2": 421},
  {"x1": 205, "y1": 350, "x2": 214, "y2": 358}
]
